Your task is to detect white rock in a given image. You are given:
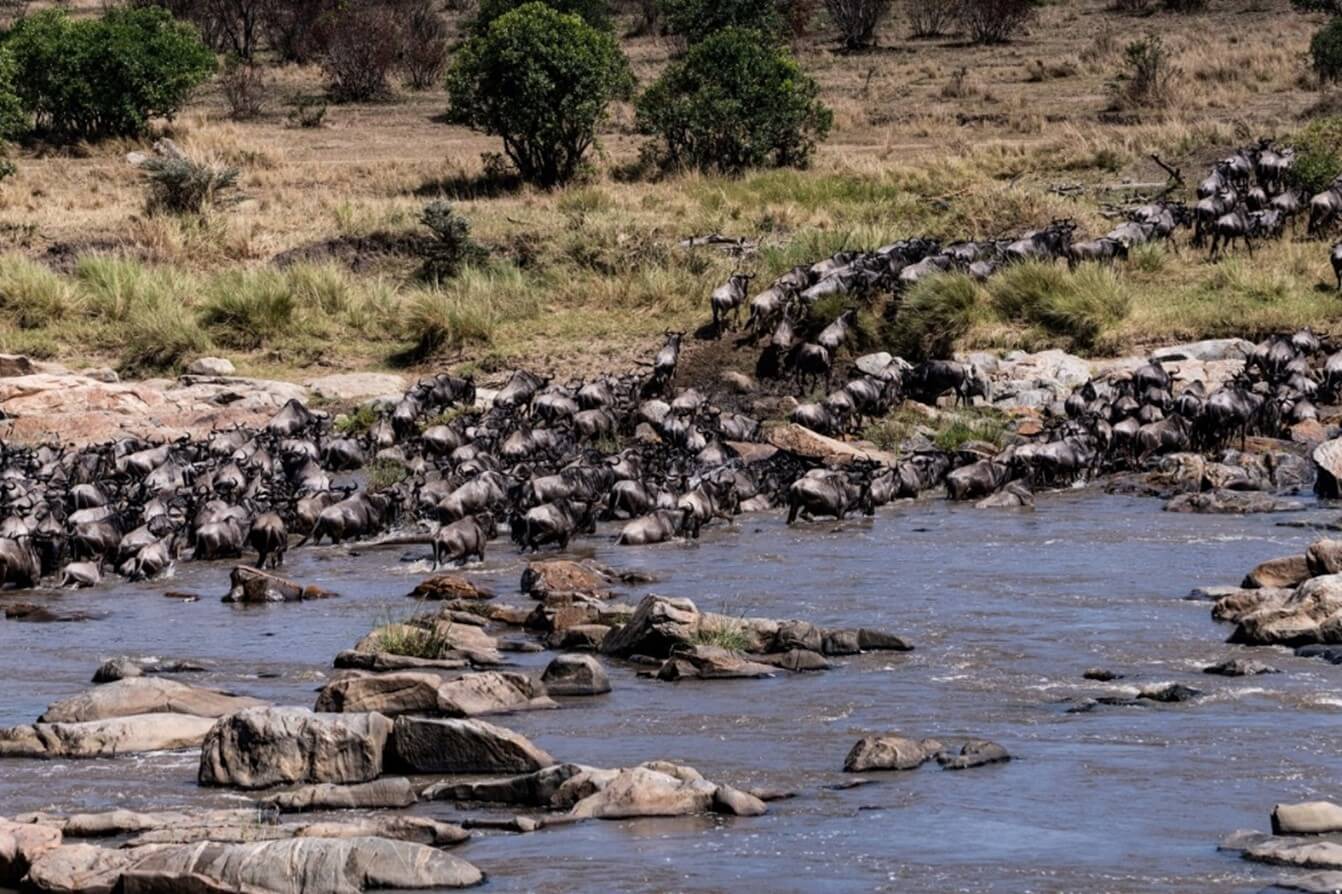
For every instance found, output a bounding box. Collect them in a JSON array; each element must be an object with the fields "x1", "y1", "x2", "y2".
[
  {"x1": 186, "y1": 357, "x2": 236, "y2": 377},
  {"x1": 306, "y1": 373, "x2": 407, "y2": 402}
]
